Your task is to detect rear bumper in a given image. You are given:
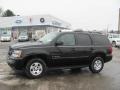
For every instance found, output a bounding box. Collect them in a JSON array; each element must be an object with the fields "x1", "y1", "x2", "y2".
[{"x1": 105, "y1": 55, "x2": 112, "y2": 63}]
